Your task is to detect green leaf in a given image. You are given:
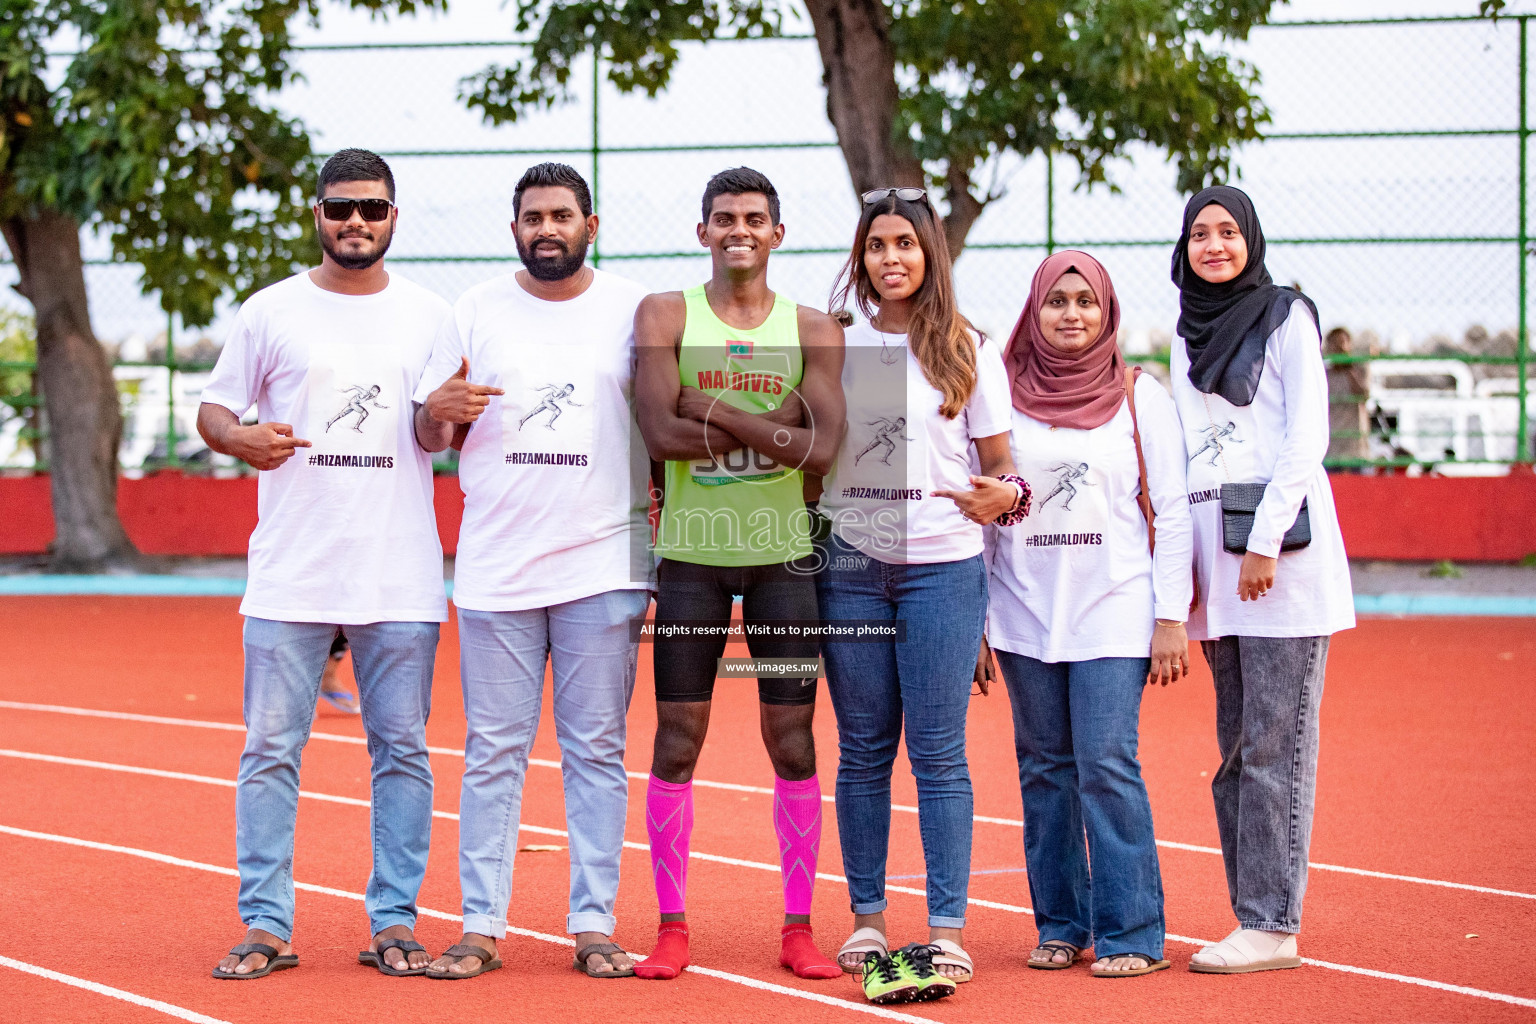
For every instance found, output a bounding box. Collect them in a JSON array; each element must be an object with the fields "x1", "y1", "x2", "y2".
[{"x1": 0, "y1": 0, "x2": 445, "y2": 325}]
